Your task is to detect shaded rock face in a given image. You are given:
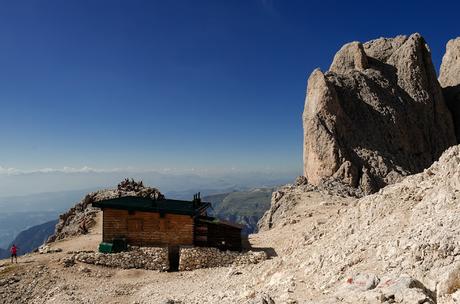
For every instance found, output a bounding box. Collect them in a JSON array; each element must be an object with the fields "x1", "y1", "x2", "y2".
[
  {"x1": 303, "y1": 33, "x2": 456, "y2": 194},
  {"x1": 439, "y1": 37, "x2": 460, "y2": 142}
]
